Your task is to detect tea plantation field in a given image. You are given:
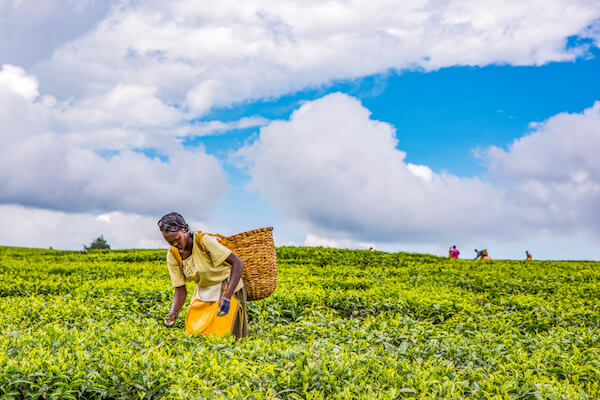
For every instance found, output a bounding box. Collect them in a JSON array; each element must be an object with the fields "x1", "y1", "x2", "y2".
[{"x1": 0, "y1": 246, "x2": 599, "y2": 399}]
